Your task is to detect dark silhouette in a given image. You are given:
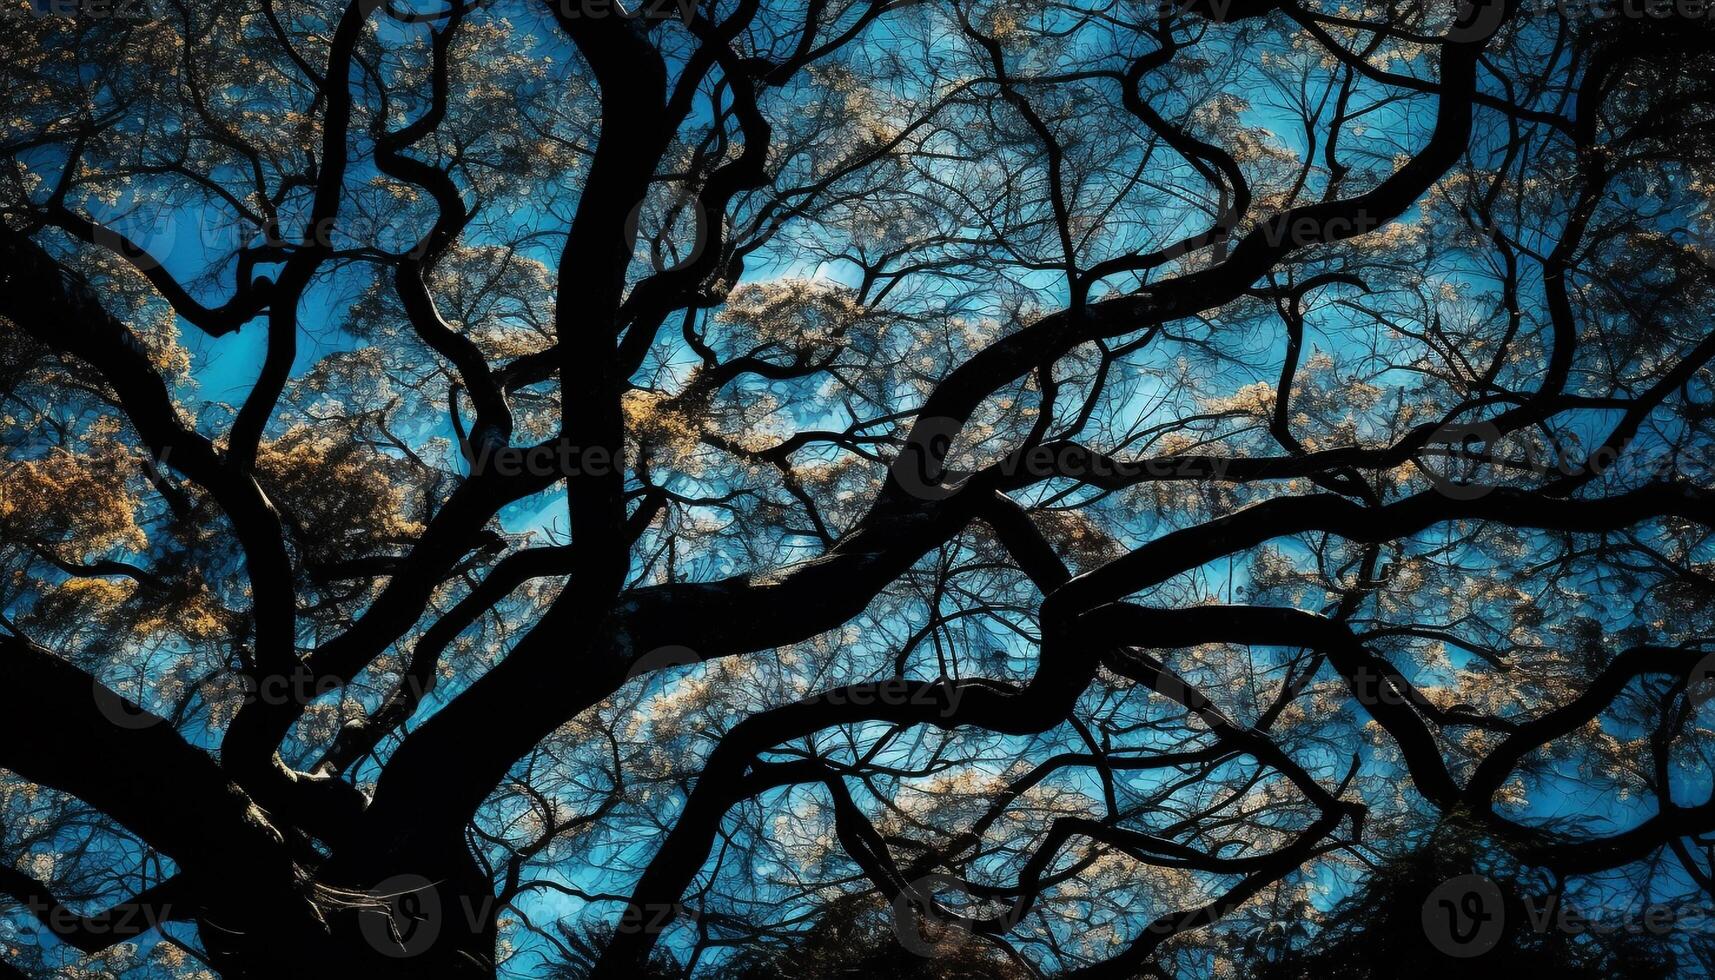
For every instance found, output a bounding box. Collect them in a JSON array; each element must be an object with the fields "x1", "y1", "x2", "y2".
[{"x1": 3, "y1": 0, "x2": 1714, "y2": 976}]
